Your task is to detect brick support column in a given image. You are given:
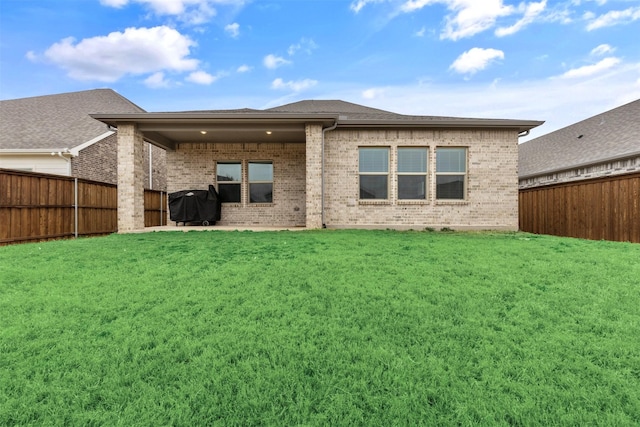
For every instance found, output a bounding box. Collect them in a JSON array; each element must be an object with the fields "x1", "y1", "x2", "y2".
[
  {"x1": 305, "y1": 123, "x2": 323, "y2": 229},
  {"x1": 117, "y1": 123, "x2": 145, "y2": 232}
]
